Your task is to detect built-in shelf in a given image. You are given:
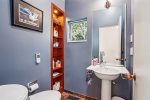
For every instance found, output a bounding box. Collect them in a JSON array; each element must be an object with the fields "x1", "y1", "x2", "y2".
[
  {"x1": 51, "y1": 3, "x2": 65, "y2": 93},
  {"x1": 53, "y1": 73, "x2": 63, "y2": 79}
]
